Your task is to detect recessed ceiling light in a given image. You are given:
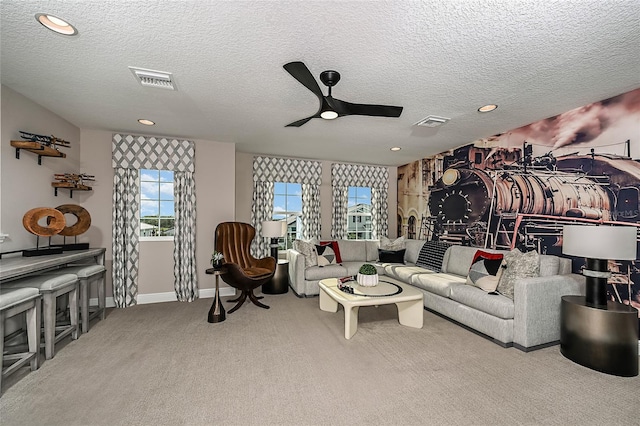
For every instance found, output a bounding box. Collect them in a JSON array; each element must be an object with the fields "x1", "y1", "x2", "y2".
[
  {"x1": 35, "y1": 13, "x2": 78, "y2": 36},
  {"x1": 390, "y1": 147, "x2": 401, "y2": 151},
  {"x1": 478, "y1": 104, "x2": 498, "y2": 113},
  {"x1": 138, "y1": 119, "x2": 155, "y2": 126}
]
